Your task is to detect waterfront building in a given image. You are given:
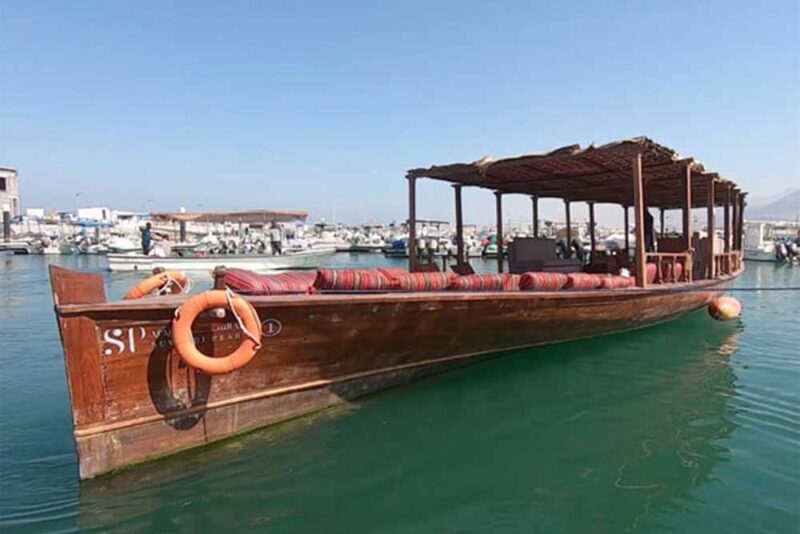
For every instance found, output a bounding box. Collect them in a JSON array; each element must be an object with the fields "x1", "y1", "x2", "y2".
[{"x1": 0, "y1": 167, "x2": 20, "y2": 217}]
